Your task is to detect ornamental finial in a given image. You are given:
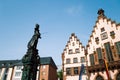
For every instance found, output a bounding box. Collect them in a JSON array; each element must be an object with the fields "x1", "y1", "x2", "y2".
[{"x1": 97, "y1": 8, "x2": 105, "y2": 16}]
